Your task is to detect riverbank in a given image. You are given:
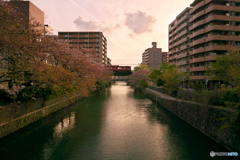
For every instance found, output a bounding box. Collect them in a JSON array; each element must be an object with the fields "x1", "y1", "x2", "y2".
[
  {"x1": 0, "y1": 90, "x2": 86, "y2": 138},
  {"x1": 145, "y1": 87, "x2": 240, "y2": 153},
  {"x1": 2, "y1": 82, "x2": 236, "y2": 160}
]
